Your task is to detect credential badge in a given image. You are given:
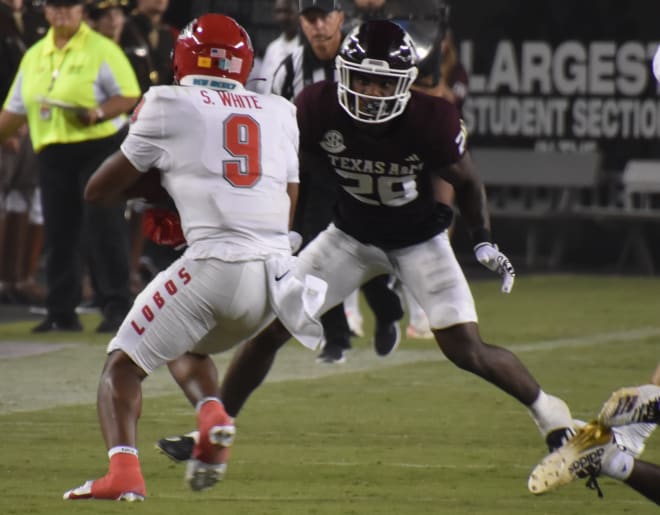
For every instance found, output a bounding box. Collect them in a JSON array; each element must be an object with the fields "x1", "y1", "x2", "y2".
[{"x1": 320, "y1": 130, "x2": 346, "y2": 153}]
